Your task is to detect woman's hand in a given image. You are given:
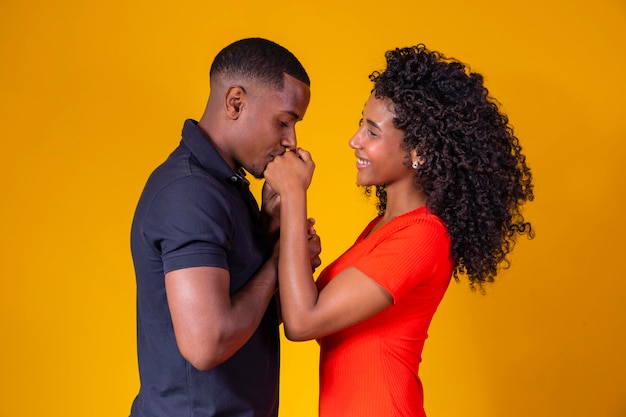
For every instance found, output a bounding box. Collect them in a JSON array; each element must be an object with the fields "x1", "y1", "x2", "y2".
[{"x1": 264, "y1": 148, "x2": 315, "y2": 196}]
